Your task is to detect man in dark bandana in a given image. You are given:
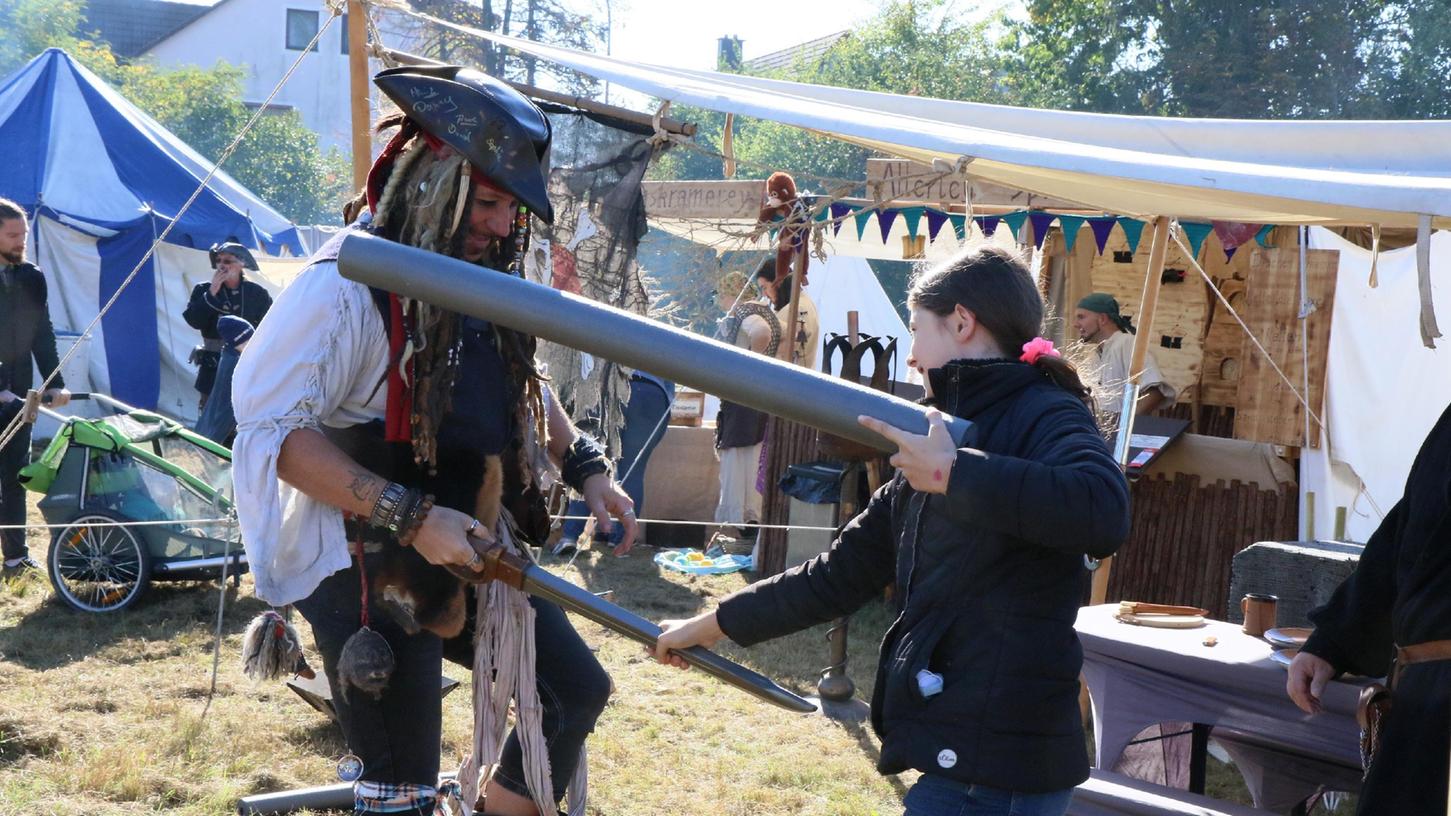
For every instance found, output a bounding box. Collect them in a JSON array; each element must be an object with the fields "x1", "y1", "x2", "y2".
[{"x1": 1073, "y1": 292, "x2": 1175, "y2": 421}]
